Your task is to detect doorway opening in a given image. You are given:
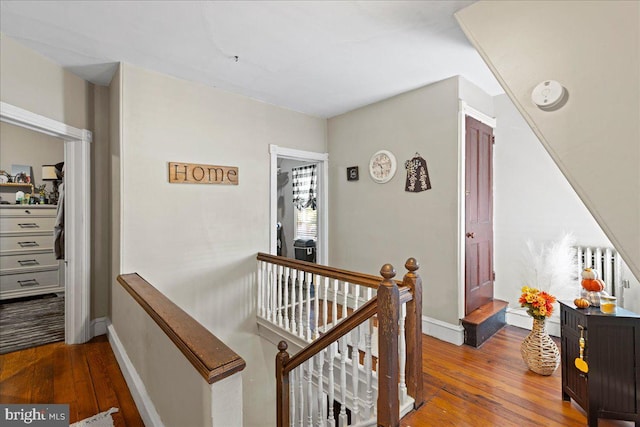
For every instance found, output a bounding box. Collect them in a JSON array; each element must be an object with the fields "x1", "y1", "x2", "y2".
[
  {"x1": 0, "y1": 102, "x2": 92, "y2": 345},
  {"x1": 270, "y1": 145, "x2": 328, "y2": 265}
]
